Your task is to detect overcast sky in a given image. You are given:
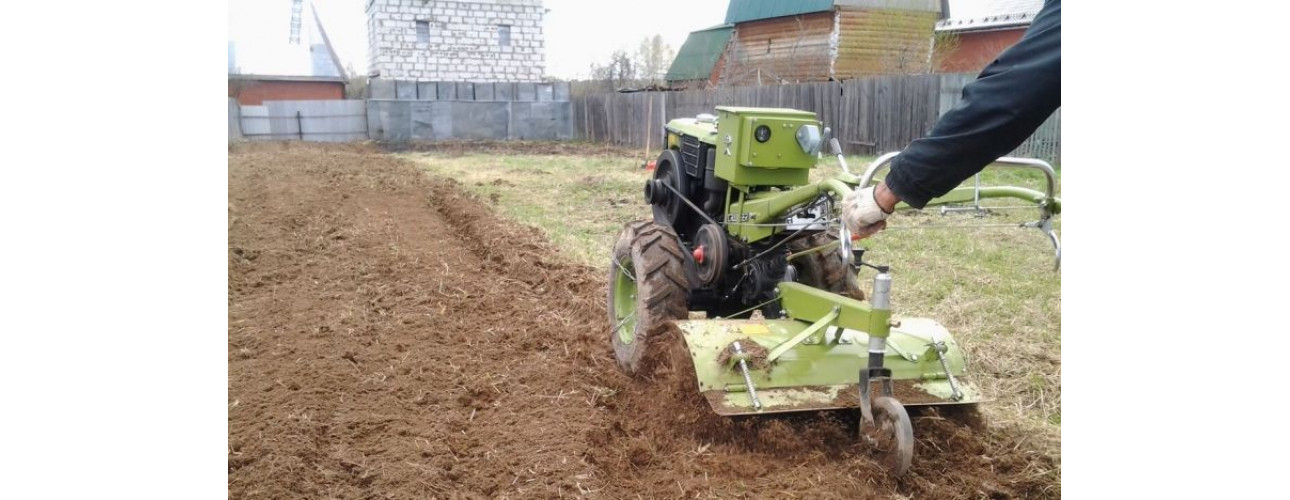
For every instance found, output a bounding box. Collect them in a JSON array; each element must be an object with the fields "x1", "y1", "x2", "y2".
[{"x1": 228, "y1": 0, "x2": 997, "y2": 79}]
